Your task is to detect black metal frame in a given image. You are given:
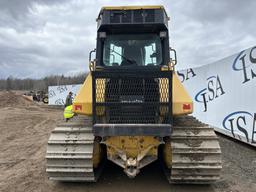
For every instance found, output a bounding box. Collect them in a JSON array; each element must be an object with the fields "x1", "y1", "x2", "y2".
[{"x1": 92, "y1": 68, "x2": 172, "y2": 136}]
